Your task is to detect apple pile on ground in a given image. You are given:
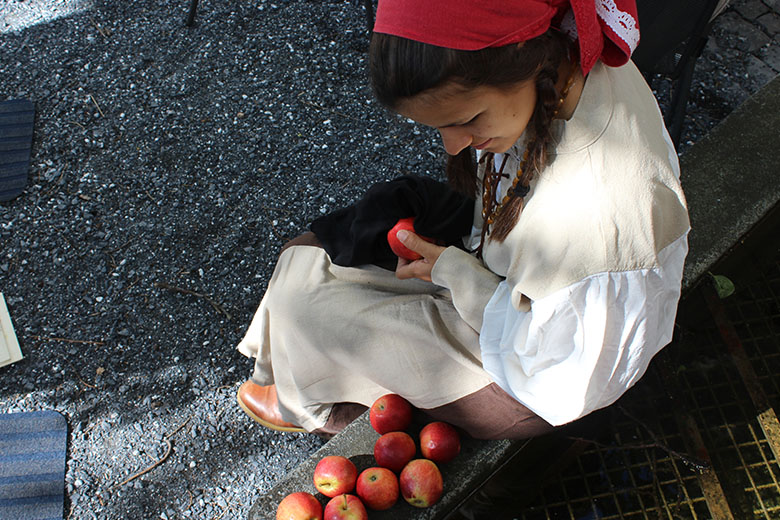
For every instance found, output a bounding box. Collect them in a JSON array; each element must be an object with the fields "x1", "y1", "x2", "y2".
[{"x1": 276, "y1": 393, "x2": 462, "y2": 519}]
